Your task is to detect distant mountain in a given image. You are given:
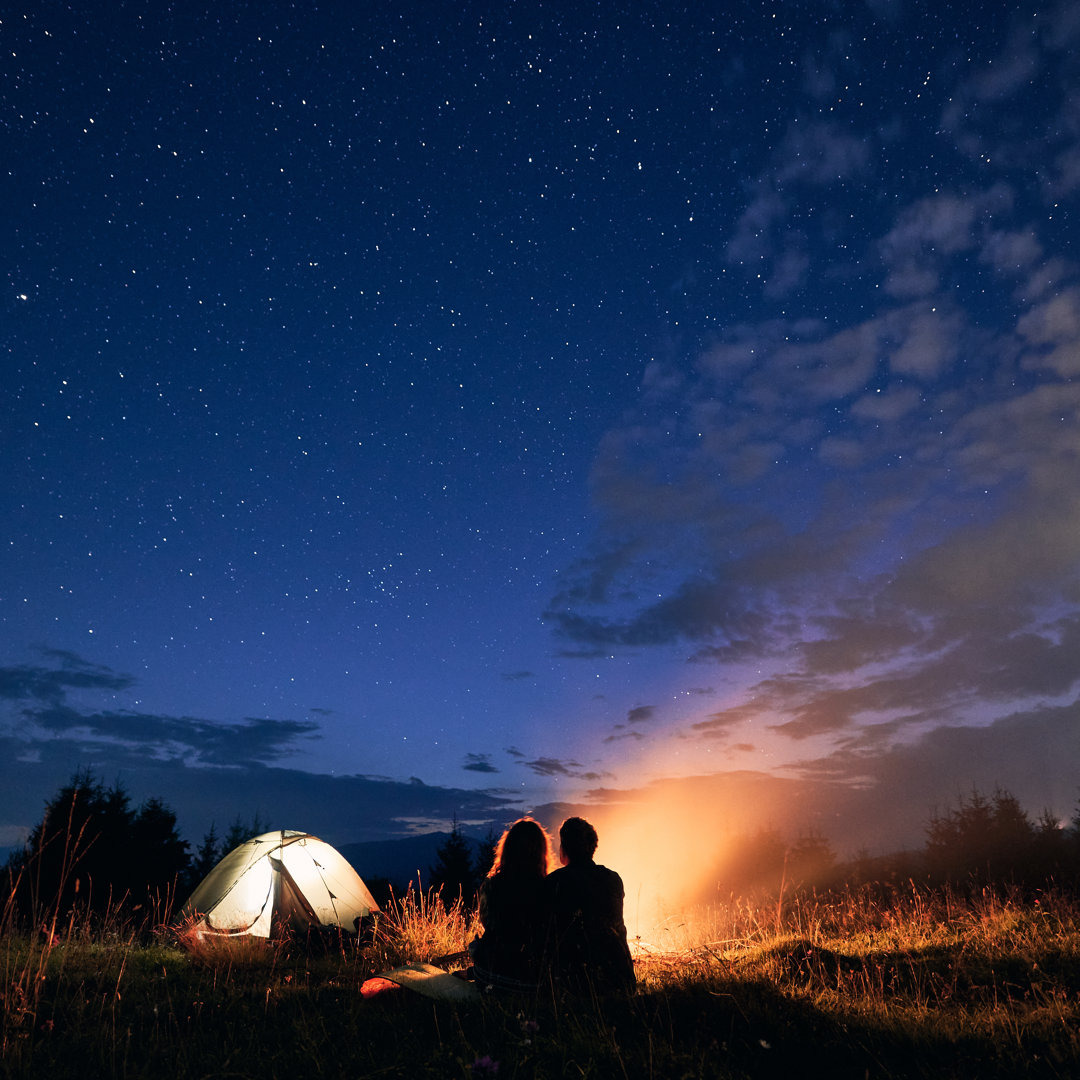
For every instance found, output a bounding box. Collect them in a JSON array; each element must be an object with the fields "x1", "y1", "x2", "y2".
[{"x1": 338, "y1": 831, "x2": 493, "y2": 891}]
